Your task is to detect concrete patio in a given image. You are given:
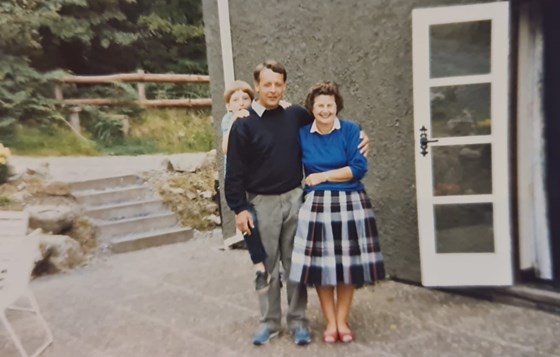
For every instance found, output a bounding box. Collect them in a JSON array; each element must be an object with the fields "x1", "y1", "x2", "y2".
[{"x1": 1, "y1": 231, "x2": 559, "y2": 357}]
